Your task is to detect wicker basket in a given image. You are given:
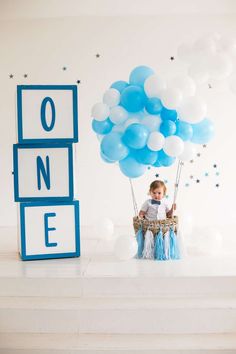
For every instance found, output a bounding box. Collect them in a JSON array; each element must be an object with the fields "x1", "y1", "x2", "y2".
[{"x1": 133, "y1": 215, "x2": 178, "y2": 235}]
